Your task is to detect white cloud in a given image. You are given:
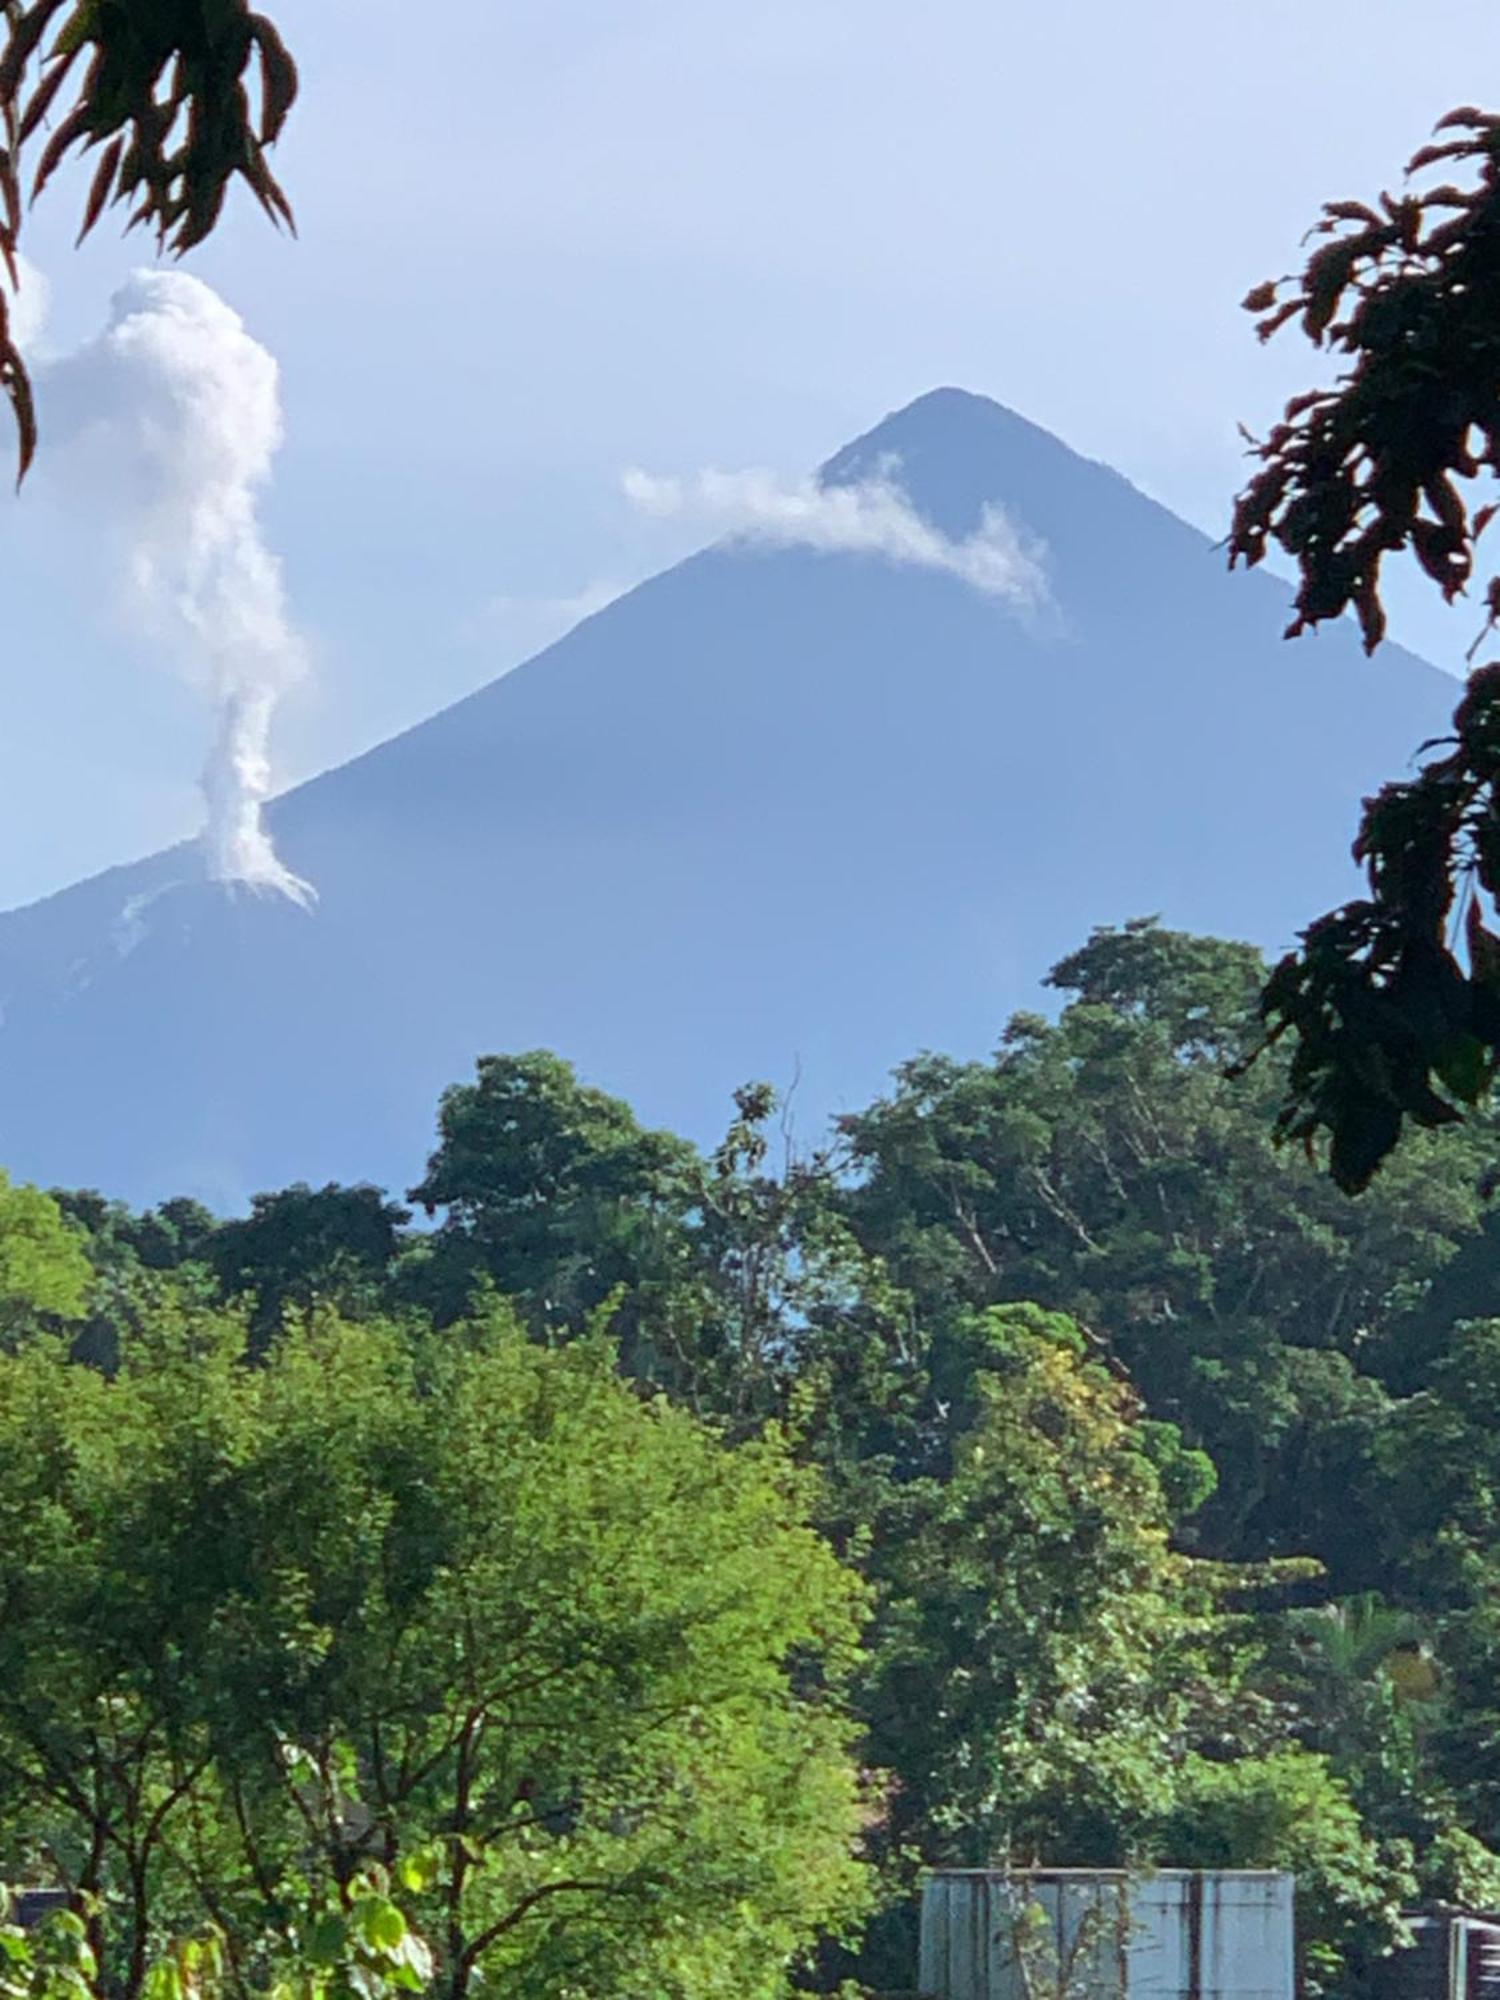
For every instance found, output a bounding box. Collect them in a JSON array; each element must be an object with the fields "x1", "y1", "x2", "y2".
[
  {"x1": 33, "y1": 269, "x2": 312, "y2": 905},
  {"x1": 2, "y1": 255, "x2": 50, "y2": 354},
  {"x1": 620, "y1": 461, "x2": 1046, "y2": 607}
]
